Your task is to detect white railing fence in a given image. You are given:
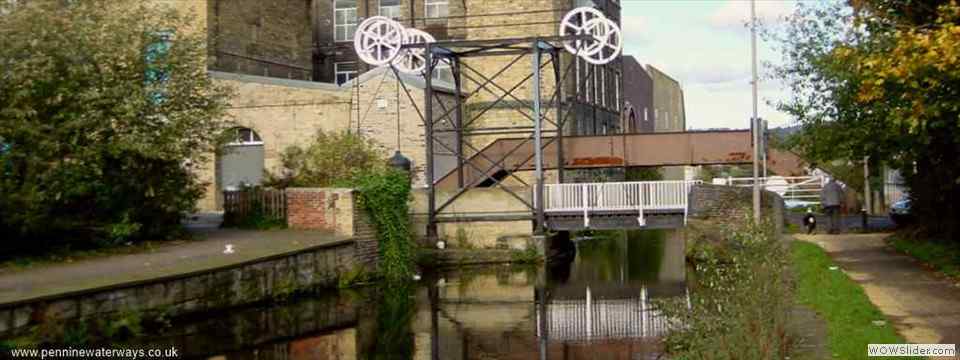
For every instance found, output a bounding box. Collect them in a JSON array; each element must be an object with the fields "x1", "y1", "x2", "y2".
[
  {"x1": 713, "y1": 175, "x2": 824, "y2": 206},
  {"x1": 541, "y1": 180, "x2": 701, "y2": 227}
]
